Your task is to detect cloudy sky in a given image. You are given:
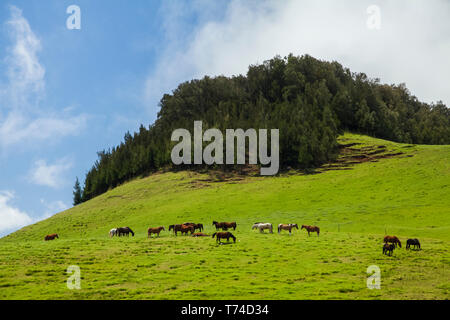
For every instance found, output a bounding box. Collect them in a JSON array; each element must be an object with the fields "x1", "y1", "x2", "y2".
[{"x1": 0, "y1": 0, "x2": 449, "y2": 236}]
